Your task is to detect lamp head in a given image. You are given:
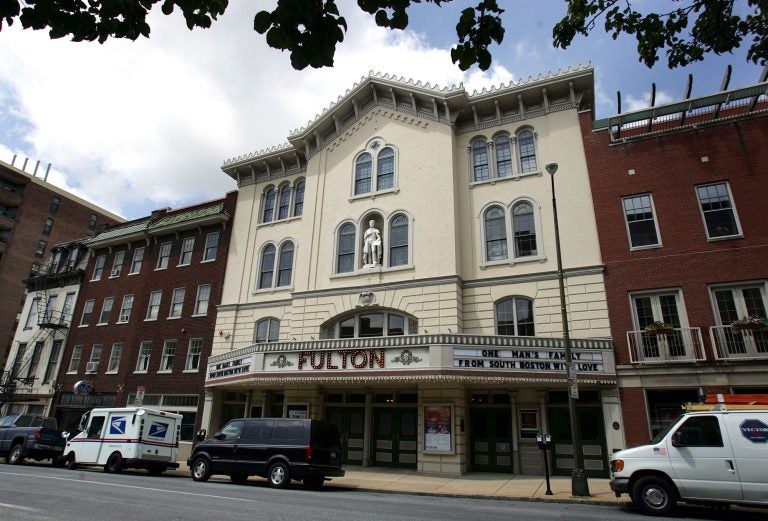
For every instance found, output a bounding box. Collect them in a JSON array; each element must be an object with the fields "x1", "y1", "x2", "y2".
[{"x1": 545, "y1": 162, "x2": 559, "y2": 176}]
